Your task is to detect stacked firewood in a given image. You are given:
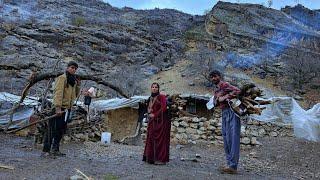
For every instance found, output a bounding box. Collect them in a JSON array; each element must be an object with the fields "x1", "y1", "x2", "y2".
[
  {"x1": 168, "y1": 94, "x2": 198, "y2": 118},
  {"x1": 34, "y1": 106, "x2": 104, "y2": 144}
]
